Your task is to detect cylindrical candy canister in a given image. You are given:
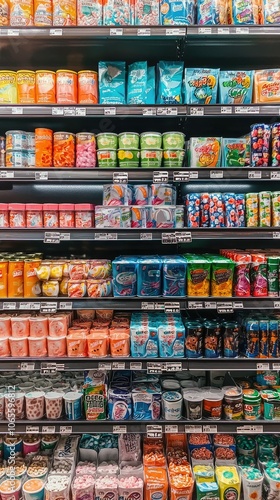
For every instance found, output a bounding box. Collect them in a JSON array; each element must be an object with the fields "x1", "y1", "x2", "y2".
[
  {"x1": 8, "y1": 259, "x2": 24, "y2": 297},
  {"x1": 271, "y1": 122, "x2": 280, "y2": 168},
  {"x1": 53, "y1": 132, "x2": 75, "y2": 168},
  {"x1": 259, "y1": 191, "x2": 271, "y2": 227},
  {"x1": 186, "y1": 193, "x2": 200, "y2": 227},
  {"x1": 56, "y1": 70, "x2": 77, "y2": 105},
  {"x1": 0, "y1": 71, "x2": 17, "y2": 104},
  {"x1": 24, "y1": 259, "x2": 41, "y2": 298},
  {"x1": 267, "y1": 256, "x2": 279, "y2": 298},
  {"x1": 200, "y1": 192, "x2": 210, "y2": 227},
  {"x1": 78, "y1": 71, "x2": 98, "y2": 104},
  {"x1": 35, "y1": 128, "x2": 53, "y2": 168},
  {"x1": 251, "y1": 253, "x2": 268, "y2": 297},
  {"x1": 245, "y1": 193, "x2": 259, "y2": 227},
  {"x1": 35, "y1": 70, "x2": 56, "y2": 104},
  {"x1": 76, "y1": 133, "x2": 96, "y2": 168},
  {"x1": 223, "y1": 321, "x2": 239, "y2": 358},
  {"x1": 10, "y1": 0, "x2": 33, "y2": 25},
  {"x1": 209, "y1": 192, "x2": 224, "y2": 227},
  {"x1": 204, "y1": 320, "x2": 222, "y2": 358},
  {"x1": 236, "y1": 193, "x2": 245, "y2": 227},
  {"x1": 53, "y1": 0, "x2": 76, "y2": 25},
  {"x1": 175, "y1": 206, "x2": 184, "y2": 228},
  {"x1": 250, "y1": 123, "x2": 271, "y2": 168},
  {"x1": 16, "y1": 71, "x2": 36, "y2": 104},
  {"x1": 223, "y1": 193, "x2": 237, "y2": 228},
  {"x1": 185, "y1": 320, "x2": 203, "y2": 358},
  {"x1": 0, "y1": 136, "x2": 5, "y2": 167},
  {"x1": 233, "y1": 252, "x2": 251, "y2": 297},
  {"x1": 0, "y1": 260, "x2": 8, "y2": 298},
  {"x1": 271, "y1": 192, "x2": 280, "y2": 227},
  {"x1": 246, "y1": 320, "x2": 260, "y2": 358},
  {"x1": 34, "y1": 0, "x2": 52, "y2": 25}
]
